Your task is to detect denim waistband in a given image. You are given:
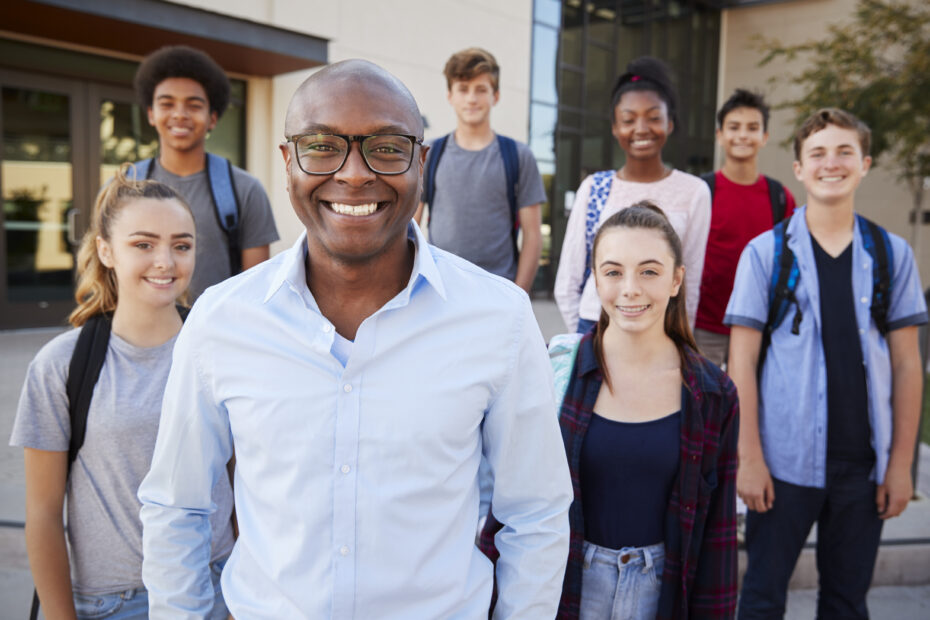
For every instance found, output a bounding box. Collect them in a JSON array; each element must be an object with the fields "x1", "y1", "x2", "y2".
[{"x1": 583, "y1": 540, "x2": 665, "y2": 573}]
